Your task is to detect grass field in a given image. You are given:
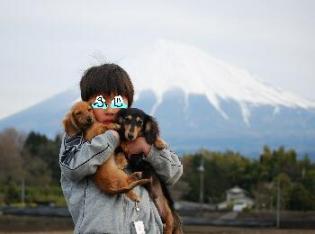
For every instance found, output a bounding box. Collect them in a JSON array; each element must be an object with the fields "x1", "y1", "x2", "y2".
[{"x1": 0, "y1": 215, "x2": 314, "y2": 234}]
